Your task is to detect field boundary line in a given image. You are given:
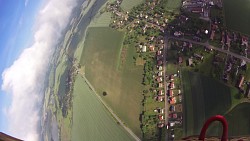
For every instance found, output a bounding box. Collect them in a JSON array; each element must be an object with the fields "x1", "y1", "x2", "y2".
[{"x1": 82, "y1": 75, "x2": 141, "y2": 141}]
